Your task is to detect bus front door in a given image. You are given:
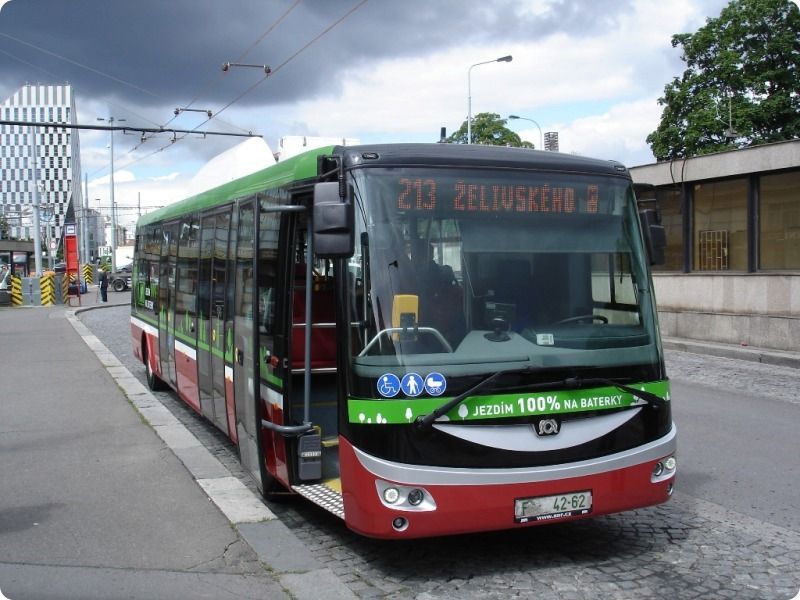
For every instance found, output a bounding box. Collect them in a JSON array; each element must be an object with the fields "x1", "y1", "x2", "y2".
[{"x1": 232, "y1": 199, "x2": 265, "y2": 490}]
